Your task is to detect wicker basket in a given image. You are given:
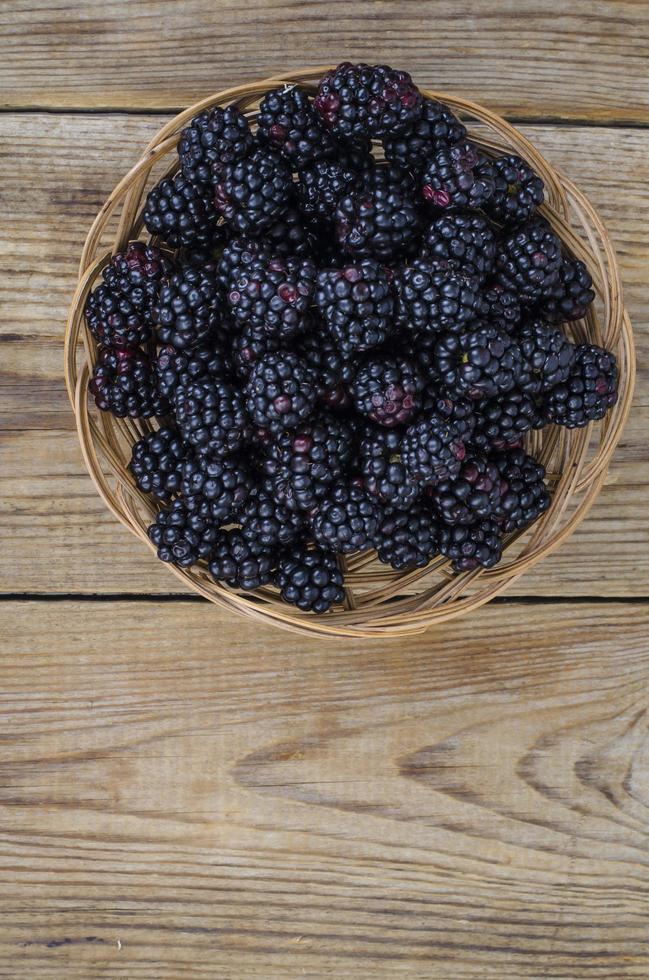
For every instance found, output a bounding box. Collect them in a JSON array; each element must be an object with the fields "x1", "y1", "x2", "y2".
[{"x1": 65, "y1": 67, "x2": 635, "y2": 638}]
